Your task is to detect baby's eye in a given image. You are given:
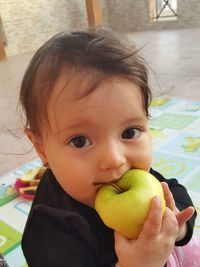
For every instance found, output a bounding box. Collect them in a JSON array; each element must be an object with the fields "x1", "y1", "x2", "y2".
[
  {"x1": 121, "y1": 128, "x2": 140, "y2": 140},
  {"x1": 69, "y1": 136, "x2": 91, "y2": 148}
]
